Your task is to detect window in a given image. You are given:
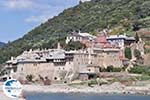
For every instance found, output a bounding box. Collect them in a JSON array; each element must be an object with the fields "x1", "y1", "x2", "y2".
[
  {"x1": 33, "y1": 63, "x2": 37, "y2": 66},
  {"x1": 21, "y1": 68, "x2": 23, "y2": 71},
  {"x1": 69, "y1": 61, "x2": 71, "y2": 64},
  {"x1": 13, "y1": 67, "x2": 17, "y2": 72},
  {"x1": 54, "y1": 77, "x2": 57, "y2": 80},
  {"x1": 76, "y1": 59, "x2": 78, "y2": 61}
]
